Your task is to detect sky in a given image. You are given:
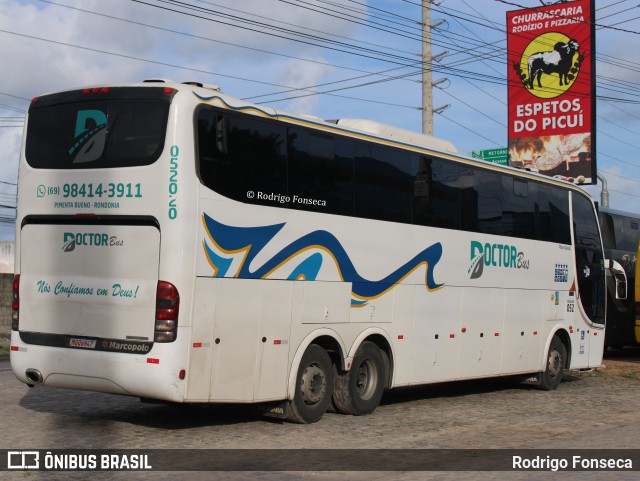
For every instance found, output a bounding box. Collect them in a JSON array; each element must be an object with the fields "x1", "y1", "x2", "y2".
[{"x1": 1, "y1": 0, "x2": 640, "y2": 240}]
